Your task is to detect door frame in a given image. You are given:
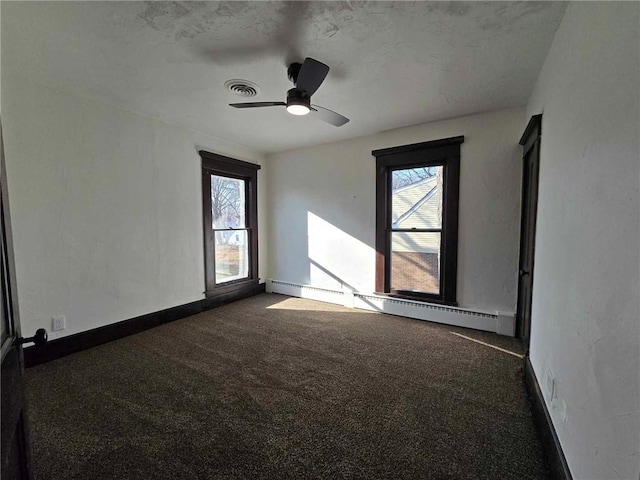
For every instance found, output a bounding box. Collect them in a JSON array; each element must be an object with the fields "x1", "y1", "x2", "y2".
[
  {"x1": 516, "y1": 114, "x2": 542, "y2": 354},
  {"x1": 0, "y1": 120, "x2": 34, "y2": 480}
]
